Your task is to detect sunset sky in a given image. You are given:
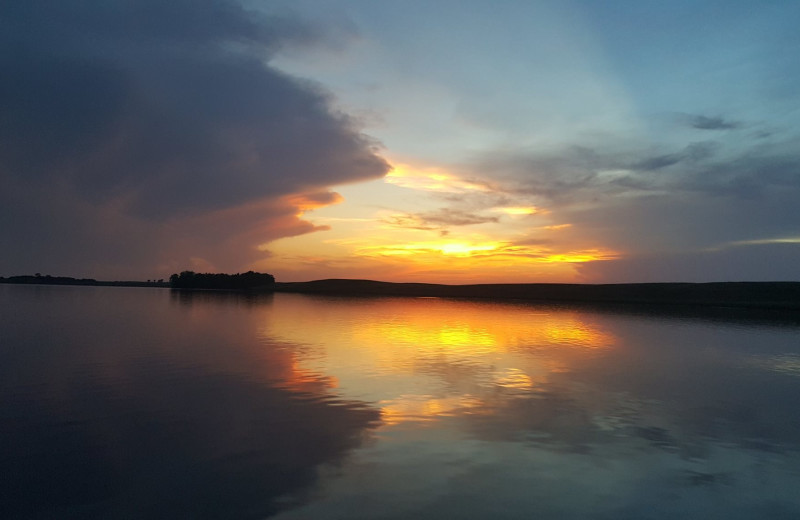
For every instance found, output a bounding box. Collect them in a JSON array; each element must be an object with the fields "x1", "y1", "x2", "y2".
[{"x1": 2, "y1": 0, "x2": 799, "y2": 283}]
